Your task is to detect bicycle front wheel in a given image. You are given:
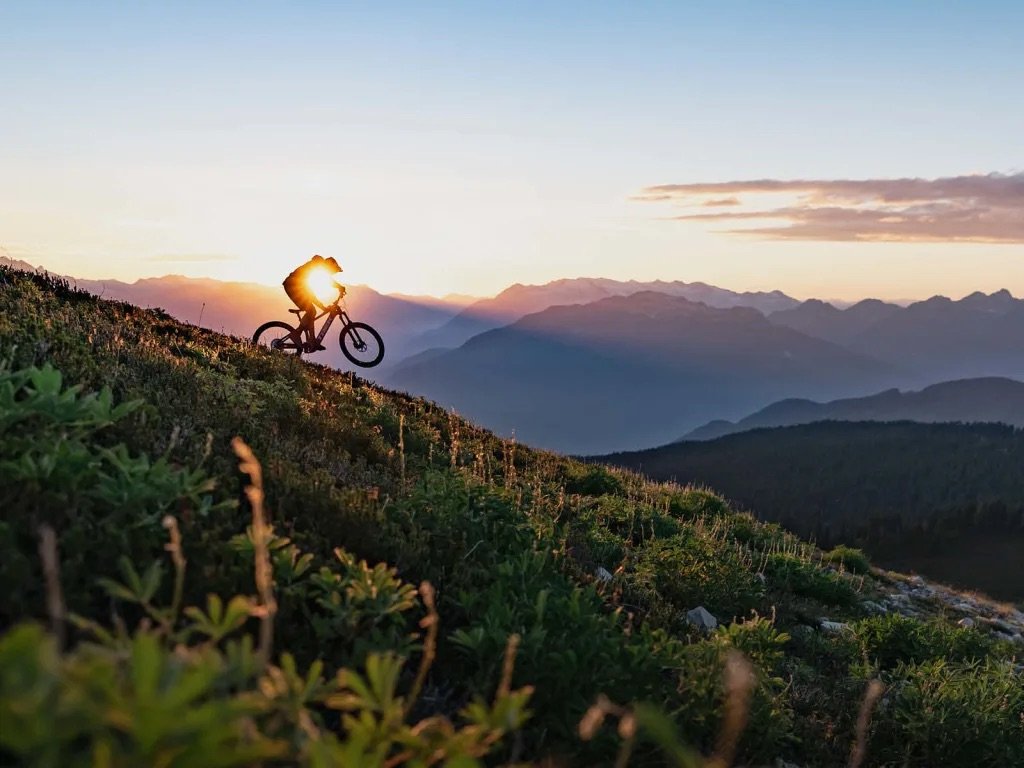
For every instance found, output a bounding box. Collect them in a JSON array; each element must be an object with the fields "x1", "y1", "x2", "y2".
[
  {"x1": 339, "y1": 321, "x2": 385, "y2": 368},
  {"x1": 253, "y1": 321, "x2": 303, "y2": 356}
]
